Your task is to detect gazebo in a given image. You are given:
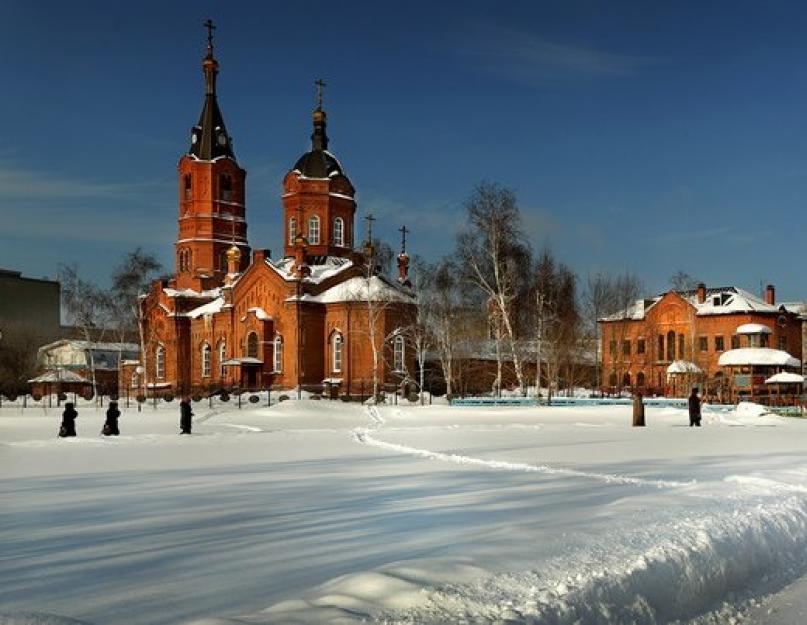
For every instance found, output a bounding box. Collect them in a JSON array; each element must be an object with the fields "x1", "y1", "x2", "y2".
[
  {"x1": 665, "y1": 360, "x2": 703, "y2": 396},
  {"x1": 28, "y1": 369, "x2": 91, "y2": 398},
  {"x1": 764, "y1": 371, "x2": 805, "y2": 407},
  {"x1": 718, "y1": 347, "x2": 801, "y2": 404}
]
